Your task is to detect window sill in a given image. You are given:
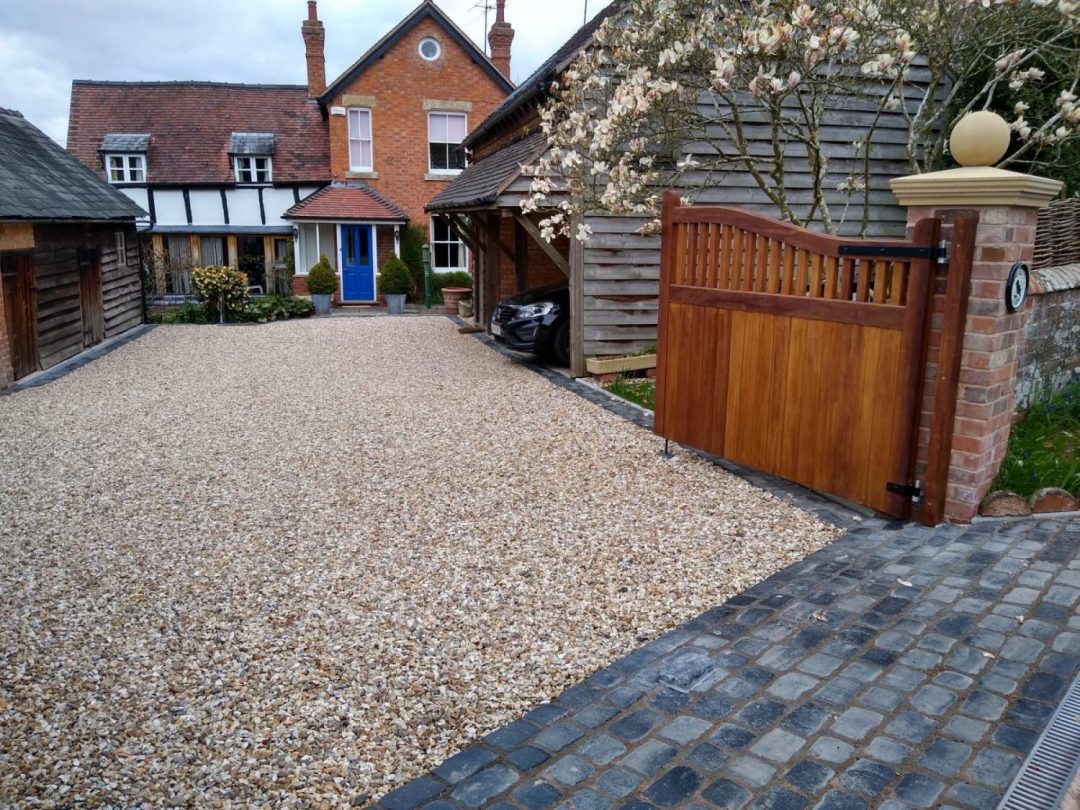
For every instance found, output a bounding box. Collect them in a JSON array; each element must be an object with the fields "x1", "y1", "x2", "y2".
[
  {"x1": 426, "y1": 172, "x2": 463, "y2": 181},
  {"x1": 346, "y1": 170, "x2": 379, "y2": 179}
]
